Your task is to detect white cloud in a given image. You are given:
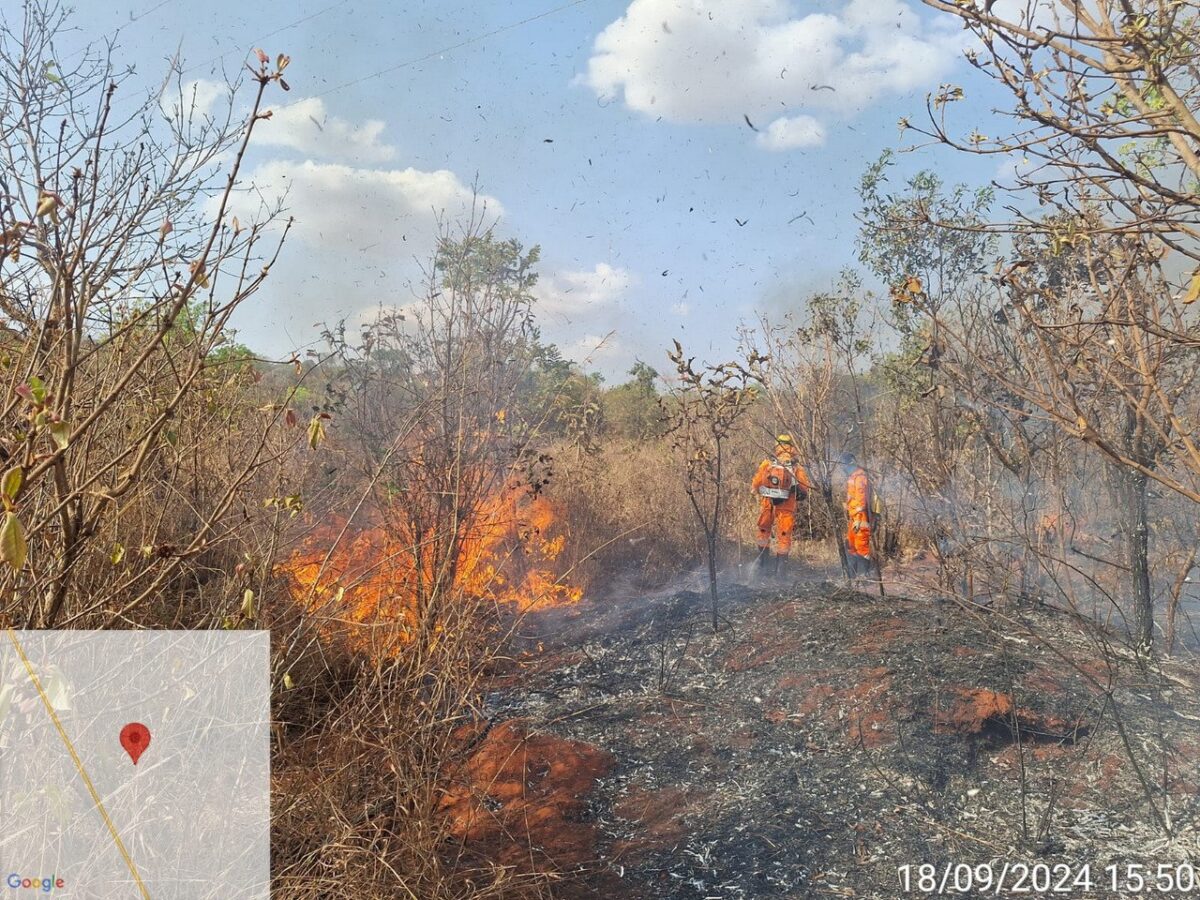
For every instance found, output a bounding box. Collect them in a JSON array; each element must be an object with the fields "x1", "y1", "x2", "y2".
[
  {"x1": 756, "y1": 114, "x2": 827, "y2": 150},
  {"x1": 562, "y1": 333, "x2": 634, "y2": 375},
  {"x1": 531, "y1": 264, "x2": 642, "y2": 378},
  {"x1": 534, "y1": 262, "x2": 635, "y2": 323},
  {"x1": 215, "y1": 107, "x2": 634, "y2": 372},
  {"x1": 161, "y1": 78, "x2": 227, "y2": 121},
  {"x1": 579, "y1": 0, "x2": 958, "y2": 138},
  {"x1": 237, "y1": 159, "x2": 500, "y2": 249},
  {"x1": 995, "y1": 150, "x2": 1035, "y2": 183},
  {"x1": 224, "y1": 159, "x2": 502, "y2": 353},
  {"x1": 254, "y1": 97, "x2": 397, "y2": 164}
]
